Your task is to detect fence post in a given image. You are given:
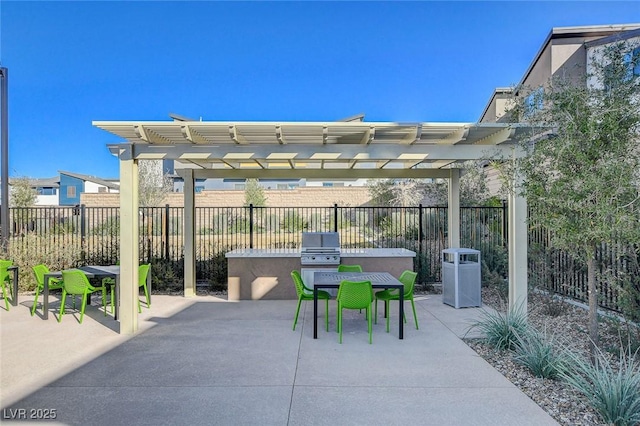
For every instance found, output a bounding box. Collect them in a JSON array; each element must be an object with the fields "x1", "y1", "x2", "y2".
[
  {"x1": 164, "y1": 204, "x2": 170, "y2": 260},
  {"x1": 501, "y1": 199, "x2": 508, "y2": 247},
  {"x1": 249, "y1": 203, "x2": 254, "y2": 249},
  {"x1": 418, "y1": 204, "x2": 424, "y2": 288},
  {"x1": 80, "y1": 204, "x2": 86, "y2": 264},
  {"x1": 333, "y1": 203, "x2": 338, "y2": 233}
]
